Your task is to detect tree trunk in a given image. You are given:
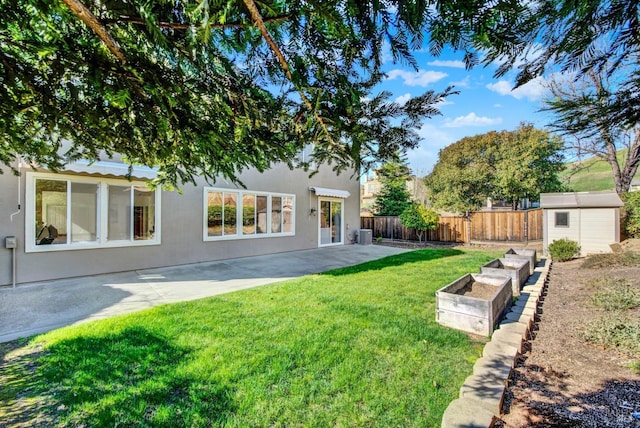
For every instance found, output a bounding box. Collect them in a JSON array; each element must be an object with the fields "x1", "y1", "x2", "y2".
[{"x1": 618, "y1": 129, "x2": 640, "y2": 193}]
